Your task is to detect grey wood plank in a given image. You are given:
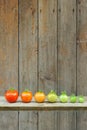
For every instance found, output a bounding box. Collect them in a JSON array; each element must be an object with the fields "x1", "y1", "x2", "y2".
[
  {"x1": 58, "y1": 0, "x2": 76, "y2": 130},
  {"x1": 19, "y1": 0, "x2": 38, "y2": 130},
  {"x1": 0, "y1": 0, "x2": 18, "y2": 130},
  {"x1": 1, "y1": 96, "x2": 87, "y2": 111},
  {"x1": 77, "y1": 0, "x2": 87, "y2": 130},
  {"x1": 38, "y1": 0, "x2": 58, "y2": 130}
]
